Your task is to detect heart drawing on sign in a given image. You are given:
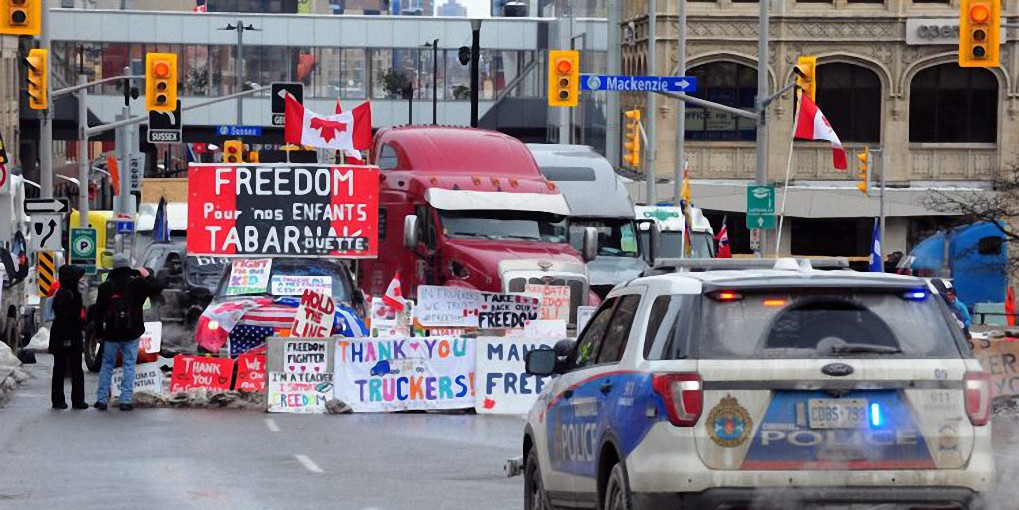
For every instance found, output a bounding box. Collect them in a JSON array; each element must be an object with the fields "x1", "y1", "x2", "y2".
[
  {"x1": 483, "y1": 398, "x2": 496, "y2": 409},
  {"x1": 288, "y1": 365, "x2": 296, "y2": 372},
  {"x1": 314, "y1": 366, "x2": 320, "y2": 372},
  {"x1": 300, "y1": 366, "x2": 307, "y2": 372},
  {"x1": 409, "y1": 342, "x2": 420, "y2": 351}
]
